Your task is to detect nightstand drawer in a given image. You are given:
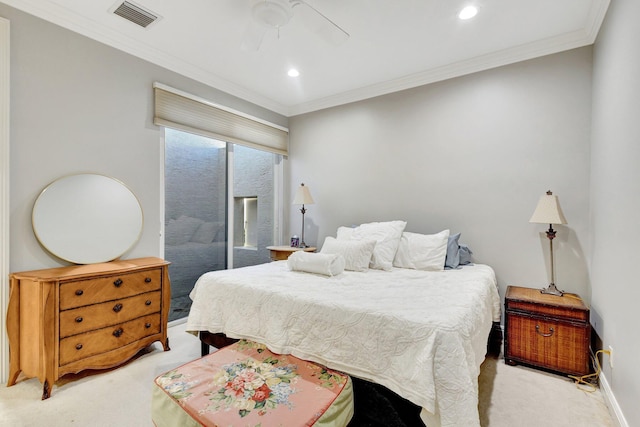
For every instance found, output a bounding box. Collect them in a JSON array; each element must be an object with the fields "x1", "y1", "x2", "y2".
[
  {"x1": 505, "y1": 286, "x2": 588, "y2": 322},
  {"x1": 506, "y1": 312, "x2": 590, "y2": 376},
  {"x1": 506, "y1": 300, "x2": 588, "y2": 322}
]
